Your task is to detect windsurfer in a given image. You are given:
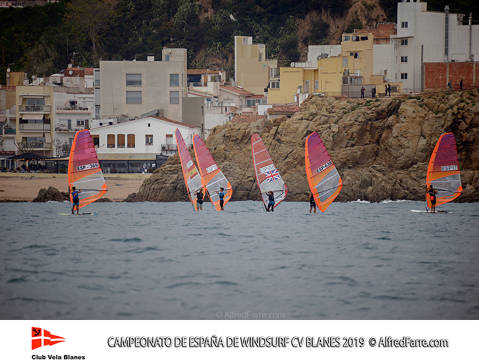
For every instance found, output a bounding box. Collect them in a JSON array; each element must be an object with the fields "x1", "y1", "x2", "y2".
[
  {"x1": 196, "y1": 190, "x2": 204, "y2": 211},
  {"x1": 266, "y1": 191, "x2": 275, "y2": 212},
  {"x1": 218, "y1": 187, "x2": 225, "y2": 211},
  {"x1": 71, "y1": 187, "x2": 80, "y2": 215},
  {"x1": 309, "y1": 192, "x2": 317, "y2": 214},
  {"x1": 427, "y1": 185, "x2": 437, "y2": 213}
]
